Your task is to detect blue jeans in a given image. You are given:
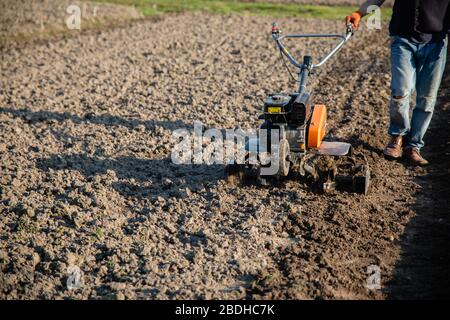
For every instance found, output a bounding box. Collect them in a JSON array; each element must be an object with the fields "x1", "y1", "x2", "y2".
[{"x1": 389, "y1": 36, "x2": 448, "y2": 150}]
